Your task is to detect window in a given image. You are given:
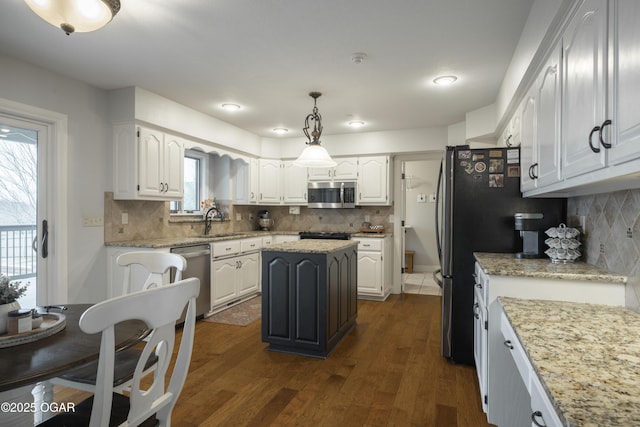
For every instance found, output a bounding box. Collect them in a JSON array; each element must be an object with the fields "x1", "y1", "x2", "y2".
[{"x1": 170, "y1": 150, "x2": 207, "y2": 214}]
